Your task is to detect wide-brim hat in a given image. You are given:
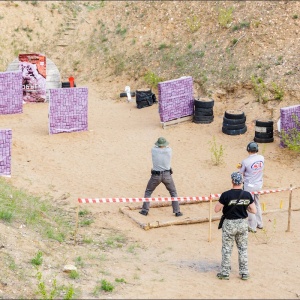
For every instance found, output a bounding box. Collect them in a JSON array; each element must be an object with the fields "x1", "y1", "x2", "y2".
[{"x1": 155, "y1": 137, "x2": 169, "y2": 147}]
